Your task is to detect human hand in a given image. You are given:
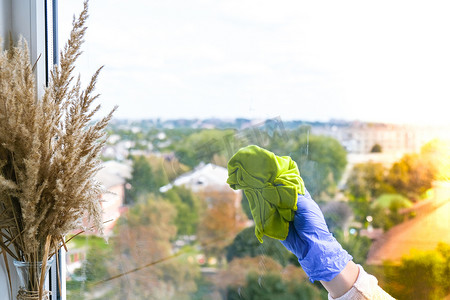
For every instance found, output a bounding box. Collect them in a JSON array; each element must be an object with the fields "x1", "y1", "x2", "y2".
[{"x1": 280, "y1": 189, "x2": 352, "y2": 282}]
